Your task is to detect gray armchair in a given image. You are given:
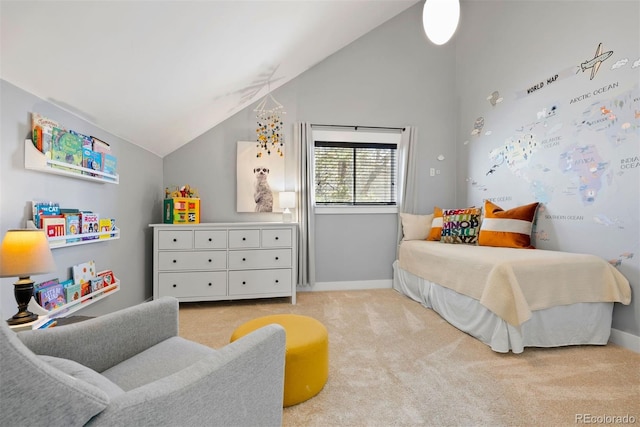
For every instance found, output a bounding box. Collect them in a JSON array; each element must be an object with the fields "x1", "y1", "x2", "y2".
[{"x1": 0, "y1": 297, "x2": 286, "y2": 427}]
